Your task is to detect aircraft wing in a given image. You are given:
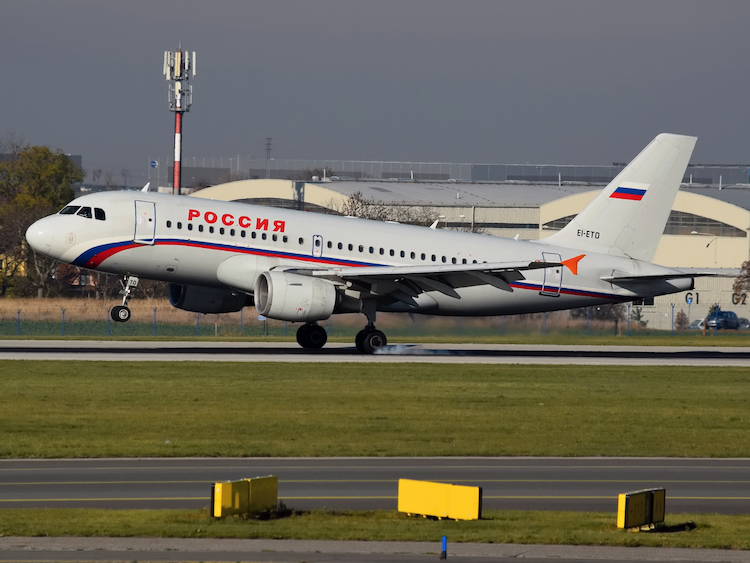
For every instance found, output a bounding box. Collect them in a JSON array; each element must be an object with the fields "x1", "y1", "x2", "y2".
[{"x1": 282, "y1": 260, "x2": 562, "y2": 300}]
